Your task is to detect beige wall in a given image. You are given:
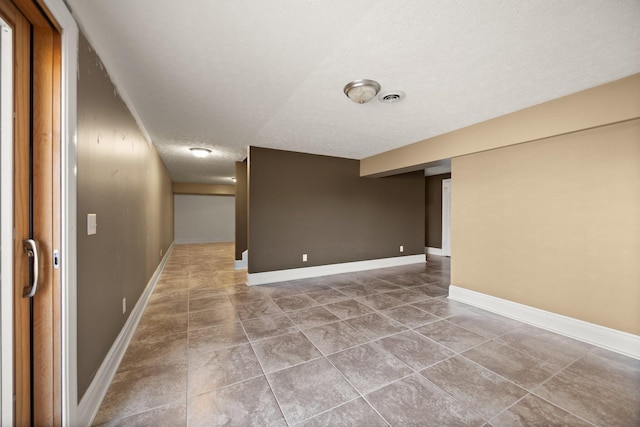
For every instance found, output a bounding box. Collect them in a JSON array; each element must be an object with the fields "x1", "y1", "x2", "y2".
[
  {"x1": 361, "y1": 73, "x2": 640, "y2": 177},
  {"x1": 173, "y1": 182, "x2": 235, "y2": 196},
  {"x1": 452, "y1": 119, "x2": 640, "y2": 335},
  {"x1": 359, "y1": 74, "x2": 640, "y2": 336}
]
